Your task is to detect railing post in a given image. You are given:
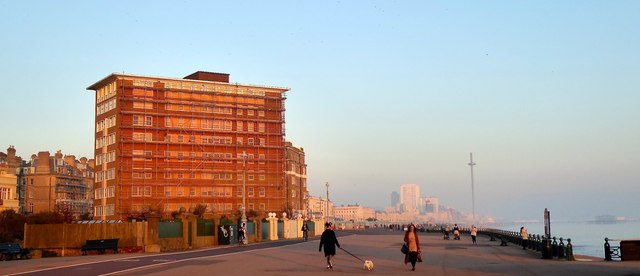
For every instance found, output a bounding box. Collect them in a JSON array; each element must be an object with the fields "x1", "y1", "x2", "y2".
[
  {"x1": 558, "y1": 237, "x2": 566, "y2": 259},
  {"x1": 536, "y1": 235, "x2": 542, "y2": 252},
  {"x1": 566, "y1": 238, "x2": 575, "y2": 261},
  {"x1": 605, "y1": 237, "x2": 612, "y2": 261},
  {"x1": 552, "y1": 237, "x2": 559, "y2": 257},
  {"x1": 542, "y1": 238, "x2": 552, "y2": 259}
]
